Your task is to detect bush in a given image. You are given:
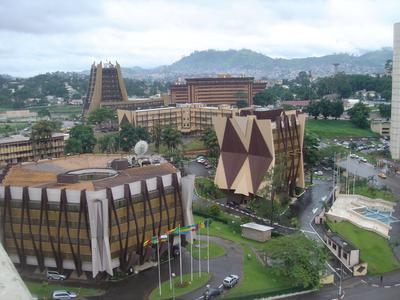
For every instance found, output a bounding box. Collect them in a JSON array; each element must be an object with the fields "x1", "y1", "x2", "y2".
[{"x1": 209, "y1": 204, "x2": 221, "y2": 217}]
